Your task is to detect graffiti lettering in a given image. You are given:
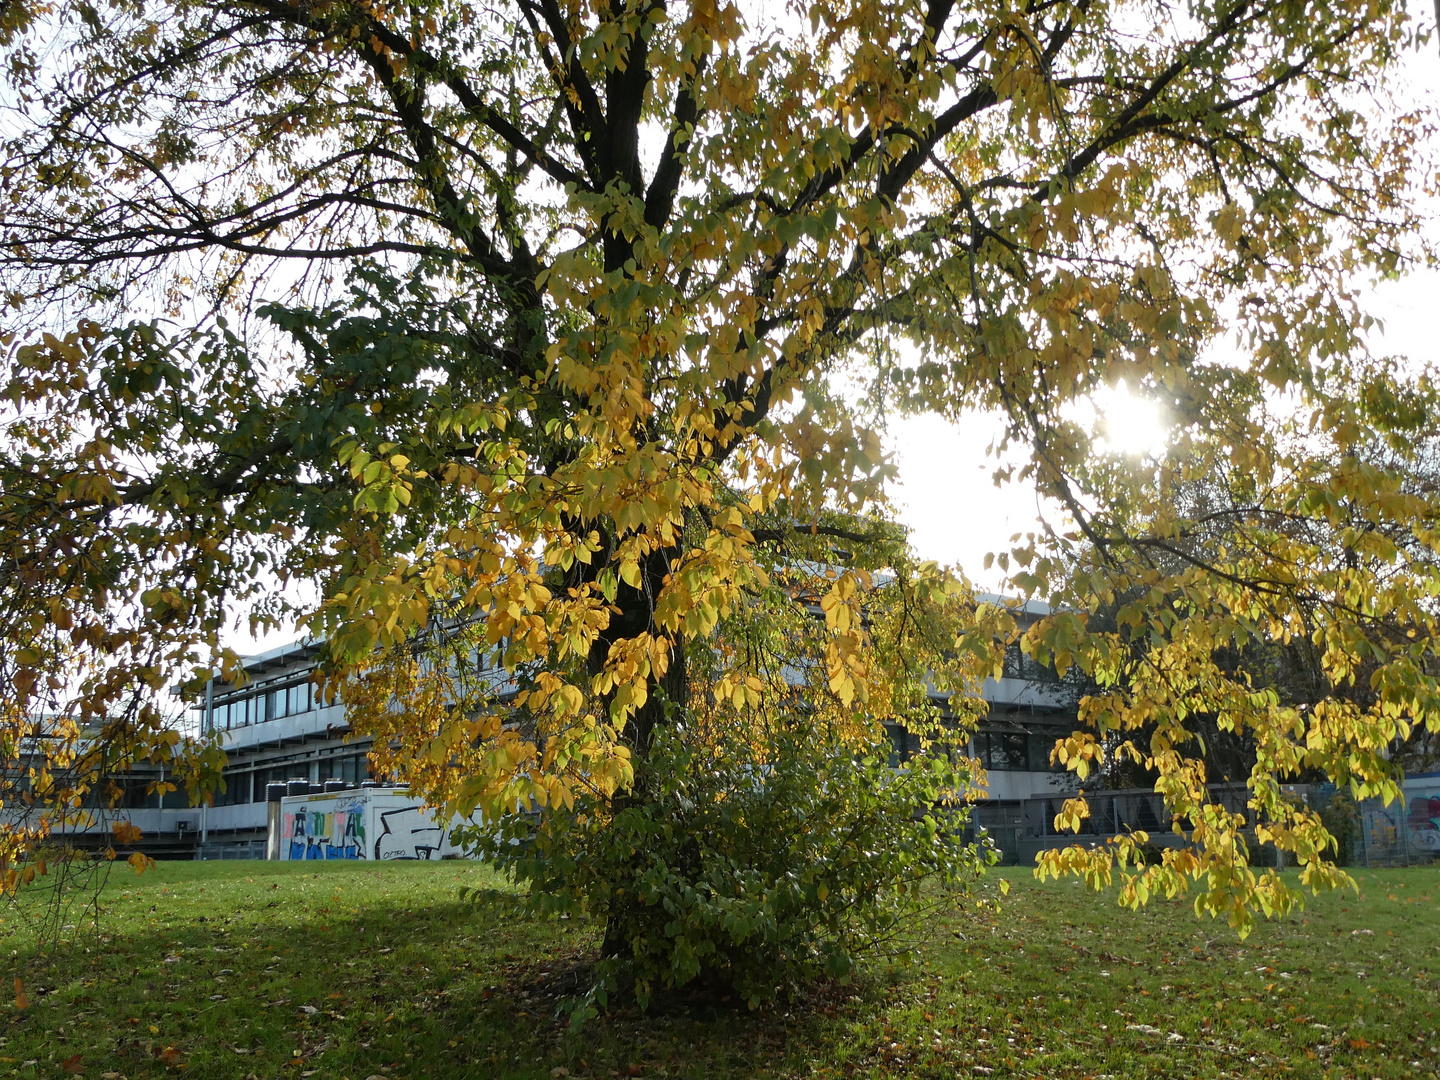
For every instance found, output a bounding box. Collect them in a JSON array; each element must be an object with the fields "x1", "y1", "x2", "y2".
[
  {"x1": 1409, "y1": 795, "x2": 1440, "y2": 852},
  {"x1": 374, "y1": 805, "x2": 445, "y2": 860},
  {"x1": 283, "y1": 795, "x2": 366, "y2": 860}
]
